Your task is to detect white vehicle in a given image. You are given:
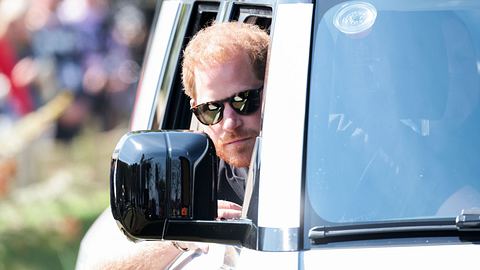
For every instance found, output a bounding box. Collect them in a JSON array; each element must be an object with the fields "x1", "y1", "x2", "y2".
[{"x1": 110, "y1": 0, "x2": 480, "y2": 268}]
